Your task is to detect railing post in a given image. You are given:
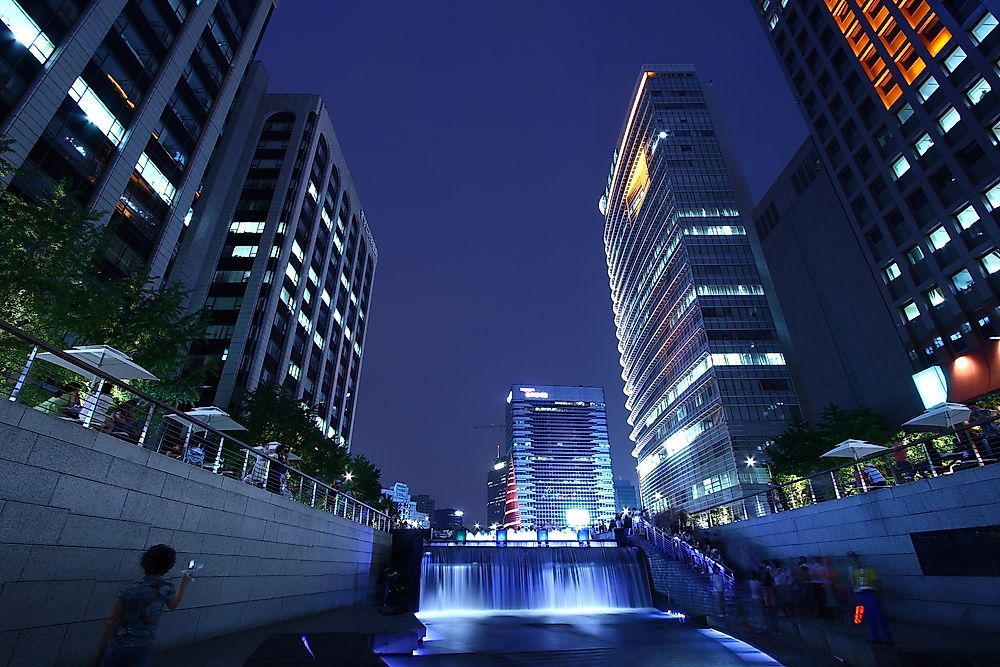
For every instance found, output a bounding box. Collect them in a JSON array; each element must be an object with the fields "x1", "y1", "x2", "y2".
[
  {"x1": 9, "y1": 346, "x2": 38, "y2": 402},
  {"x1": 81, "y1": 378, "x2": 106, "y2": 428},
  {"x1": 831, "y1": 471, "x2": 842, "y2": 499},
  {"x1": 922, "y1": 443, "x2": 938, "y2": 477},
  {"x1": 137, "y1": 404, "x2": 155, "y2": 447}
]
